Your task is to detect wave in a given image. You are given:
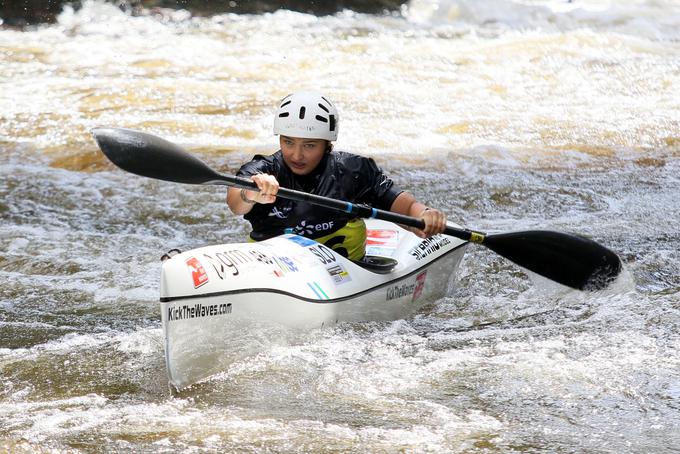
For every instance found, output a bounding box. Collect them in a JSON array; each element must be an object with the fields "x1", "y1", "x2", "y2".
[
  {"x1": 405, "y1": 0, "x2": 680, "y2": 41},
  {"x1": 3, "y1": 0, "x2": 405, "y2": 26}
]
